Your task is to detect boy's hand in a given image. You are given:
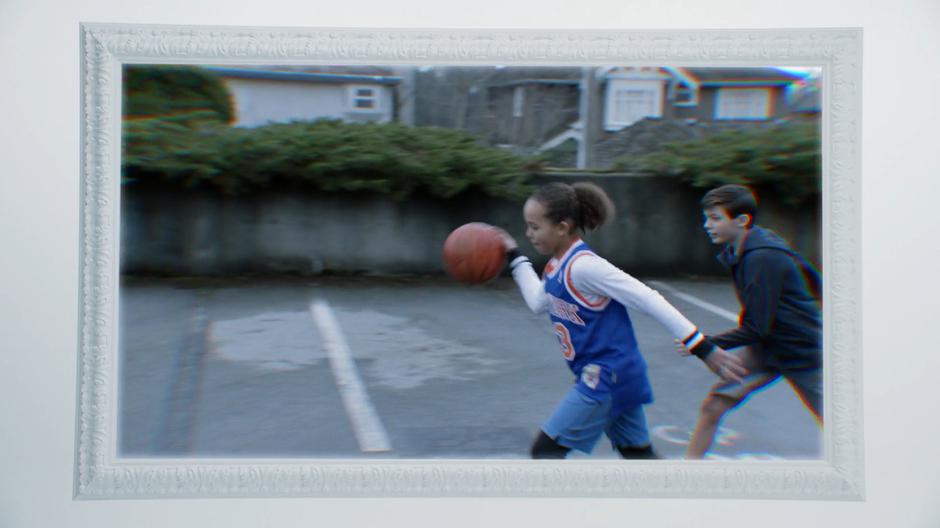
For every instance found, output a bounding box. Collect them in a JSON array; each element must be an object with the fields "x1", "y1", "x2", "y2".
[
  {"x1": 675, "y1": 339, "x2": 748, "y2": 383},
  {"x1": 674, "y1": 339, "x2": 692, "y2": 356},
  {"x1": 704, "y1": 347, "x2": 748, "y2": 384}
]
